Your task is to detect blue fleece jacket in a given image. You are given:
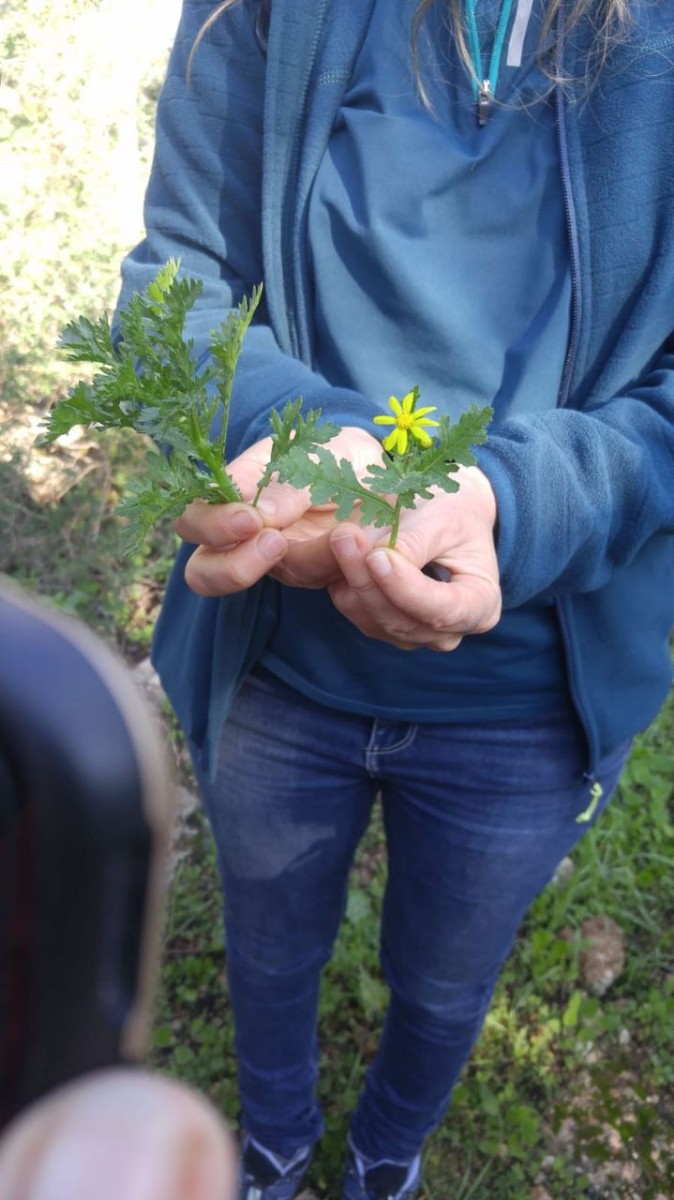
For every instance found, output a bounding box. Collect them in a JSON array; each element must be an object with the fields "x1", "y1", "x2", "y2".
[{"x1": 117, "y1": 0, "x2": 674, "y2": 775}]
